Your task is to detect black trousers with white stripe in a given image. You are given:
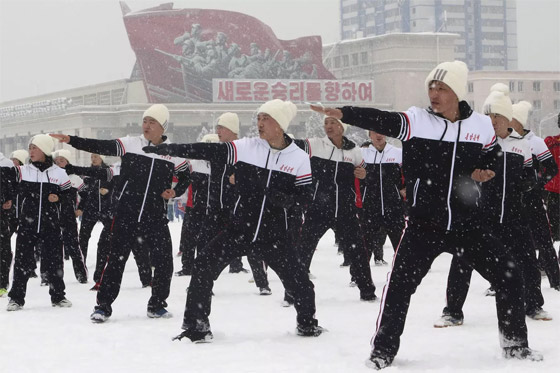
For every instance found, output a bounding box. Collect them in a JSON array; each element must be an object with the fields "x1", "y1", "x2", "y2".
[
  {"x1": 182, "y1": 226, "x2": 318, "y2": 332},
  {"x1": 371, "y1": 220, "x2": 528, "y2": 358},
  {"x1": 94, "y1": 218, "x2": 172, "y2": 315},
  {"x1": 444, "y1": 220, "x2": 544, "y2": 318}
]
